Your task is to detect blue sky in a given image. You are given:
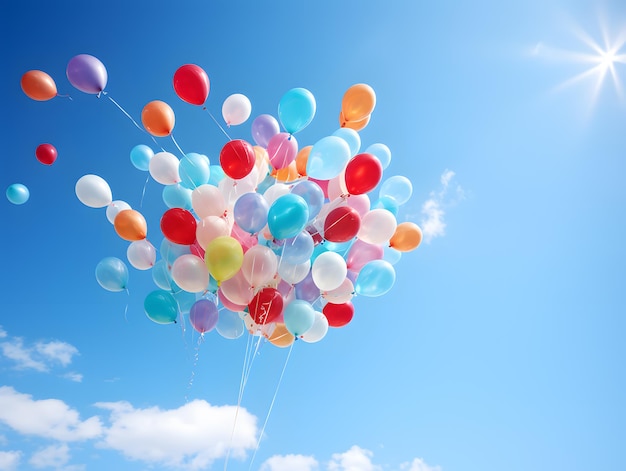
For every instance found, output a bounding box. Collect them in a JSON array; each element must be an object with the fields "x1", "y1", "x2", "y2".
[{"x1": 1, "y1": 1, "x2": 626, "y2": 470}]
